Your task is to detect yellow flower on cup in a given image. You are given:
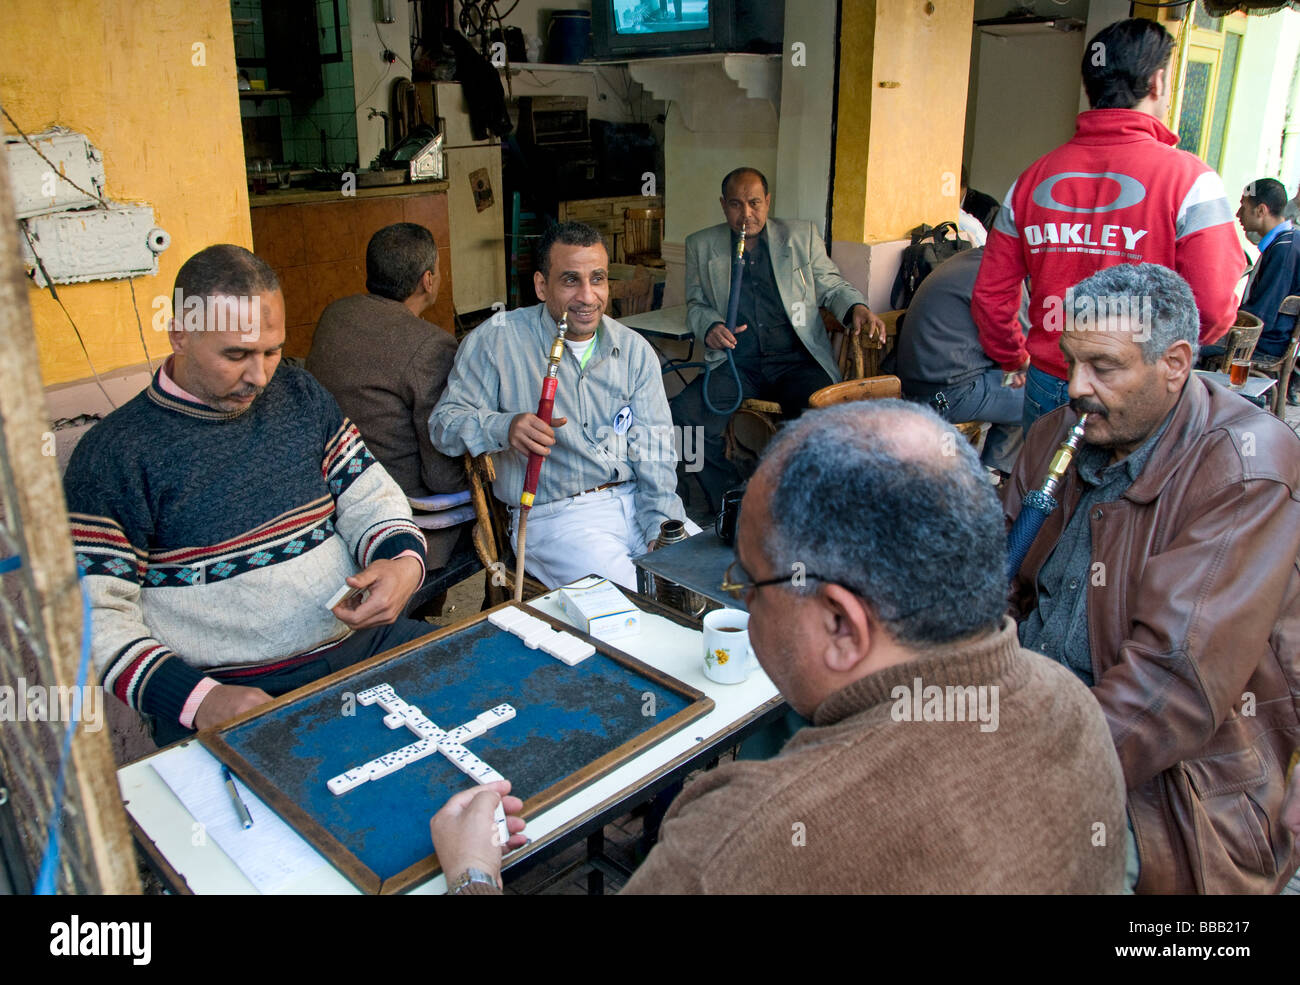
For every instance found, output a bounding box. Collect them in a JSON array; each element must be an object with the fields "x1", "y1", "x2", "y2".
[{"x1": 713, "y1": 648, "x2": 729, "y2": 665}]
